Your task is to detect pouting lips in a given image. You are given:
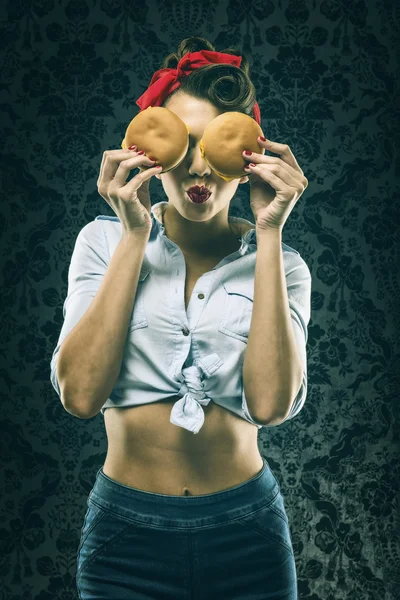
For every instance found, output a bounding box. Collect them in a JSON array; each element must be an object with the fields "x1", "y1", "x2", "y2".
[
  {"x1": 186, "y1": 191, "x2": 212, "y2": 203},
  {"x1": 186, "y1": 185, "x2": 212, "y2": 195}
]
